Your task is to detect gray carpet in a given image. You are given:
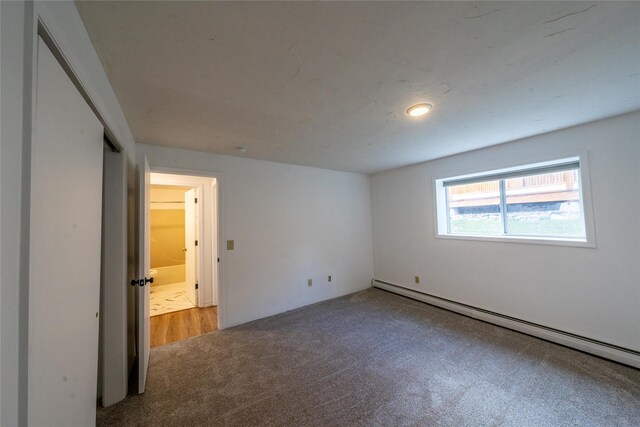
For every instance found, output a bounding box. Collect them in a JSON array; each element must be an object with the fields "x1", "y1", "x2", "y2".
[{"x1": 97, "y1": 288, "x2": 640, "y2": 426}]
